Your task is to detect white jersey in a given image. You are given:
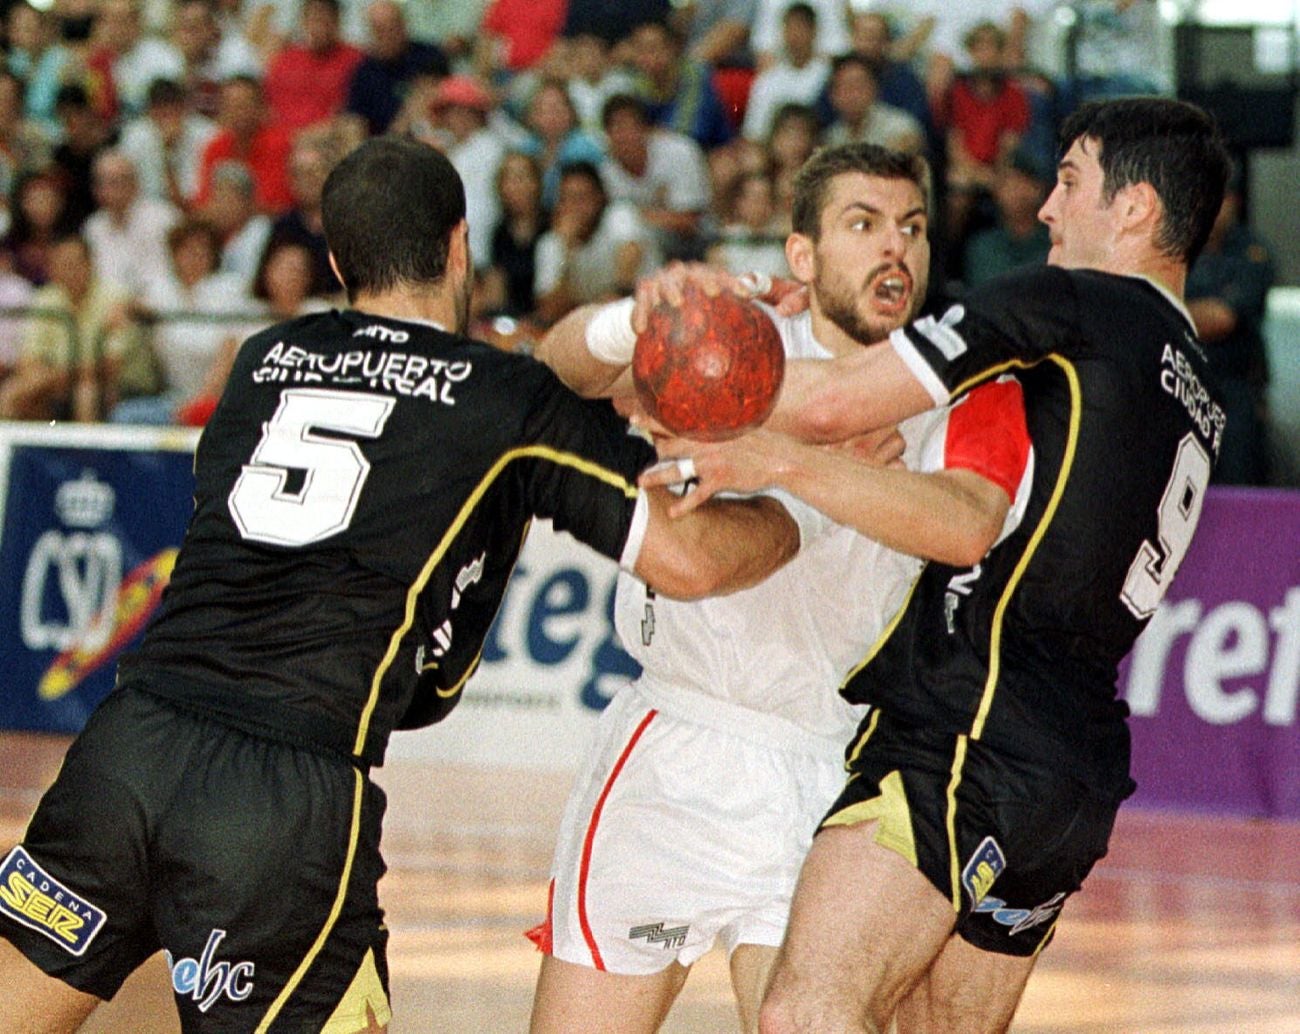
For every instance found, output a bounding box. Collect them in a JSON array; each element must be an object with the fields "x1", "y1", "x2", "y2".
[{"x1": 614, "y1": 308, "x2": 947, "y2": 747}]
